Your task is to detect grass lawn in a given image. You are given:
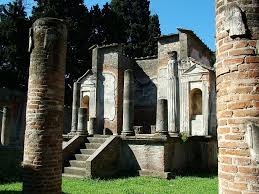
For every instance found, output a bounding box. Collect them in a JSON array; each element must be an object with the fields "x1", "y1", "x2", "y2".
[{"x1": 0, "y1": 175, "x2": 218, "y2": 194}]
